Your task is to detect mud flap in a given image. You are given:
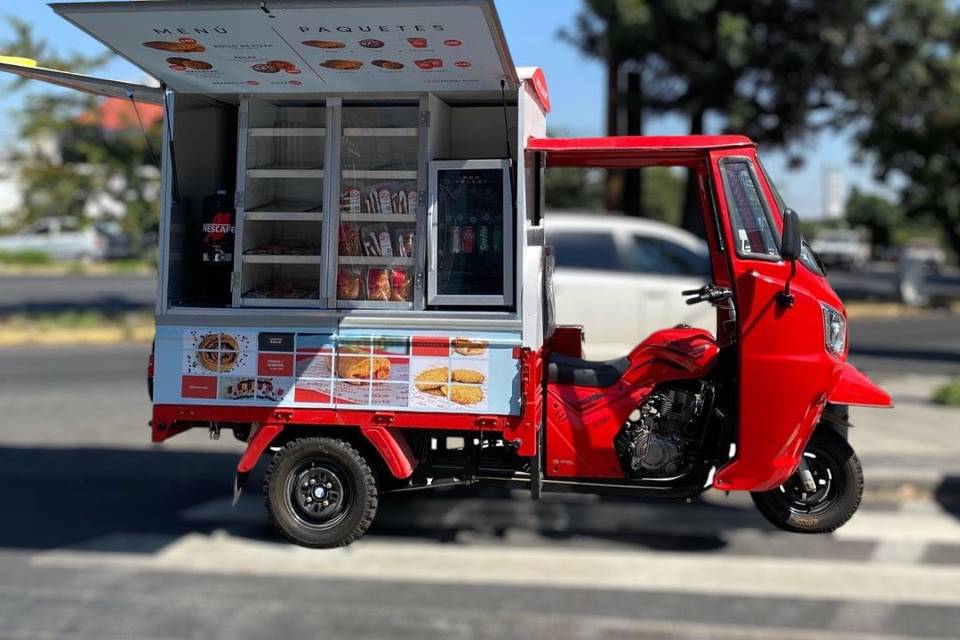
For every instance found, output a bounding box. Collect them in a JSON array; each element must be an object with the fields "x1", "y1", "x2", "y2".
[{"x1": 232, "y1": 472, "x2": 248, "y2": 507}]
